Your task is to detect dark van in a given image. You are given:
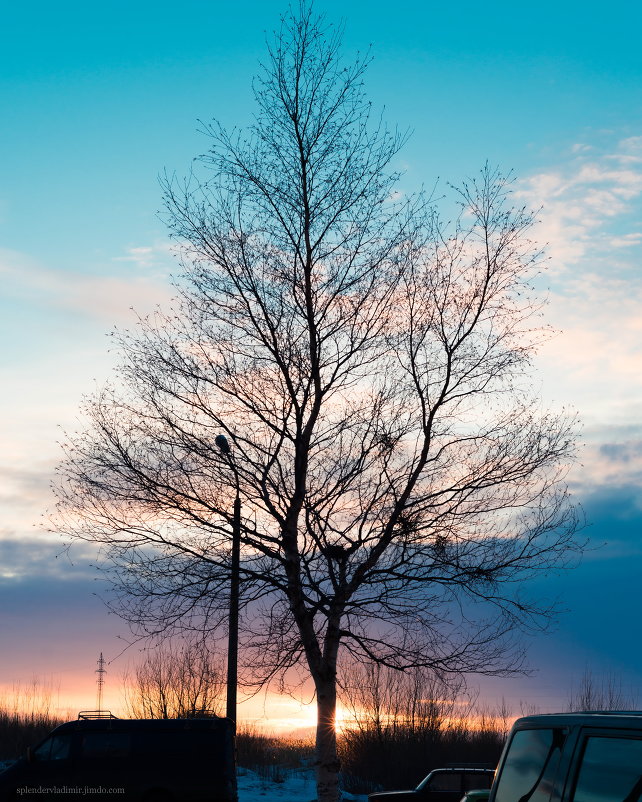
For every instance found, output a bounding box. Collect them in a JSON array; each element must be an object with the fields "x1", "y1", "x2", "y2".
[
  {"x1": 0, "y1": 712, "x2": 236, "y2": 802},
  {"x1": 489, "y1": 711, "x2": 642, "y2": 802}
]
